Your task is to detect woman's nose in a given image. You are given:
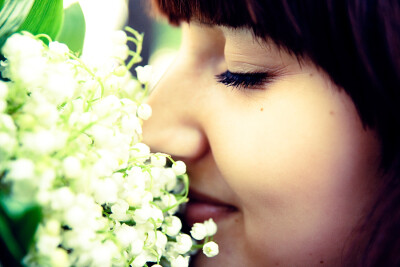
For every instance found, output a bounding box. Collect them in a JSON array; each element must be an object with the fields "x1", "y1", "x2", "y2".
[{"x1": 142, "y1": 60, "x2": 209, "y2": 161}]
